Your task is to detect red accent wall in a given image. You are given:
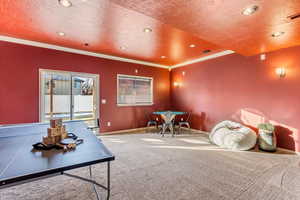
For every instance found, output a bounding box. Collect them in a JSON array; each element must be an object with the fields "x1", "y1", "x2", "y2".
[
  {"x1": 171, "y1": 45, "x2": 300, "y2": 152},
  {"x1": 0, "y1": 41, "x2": 170, "y2": 132}
]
